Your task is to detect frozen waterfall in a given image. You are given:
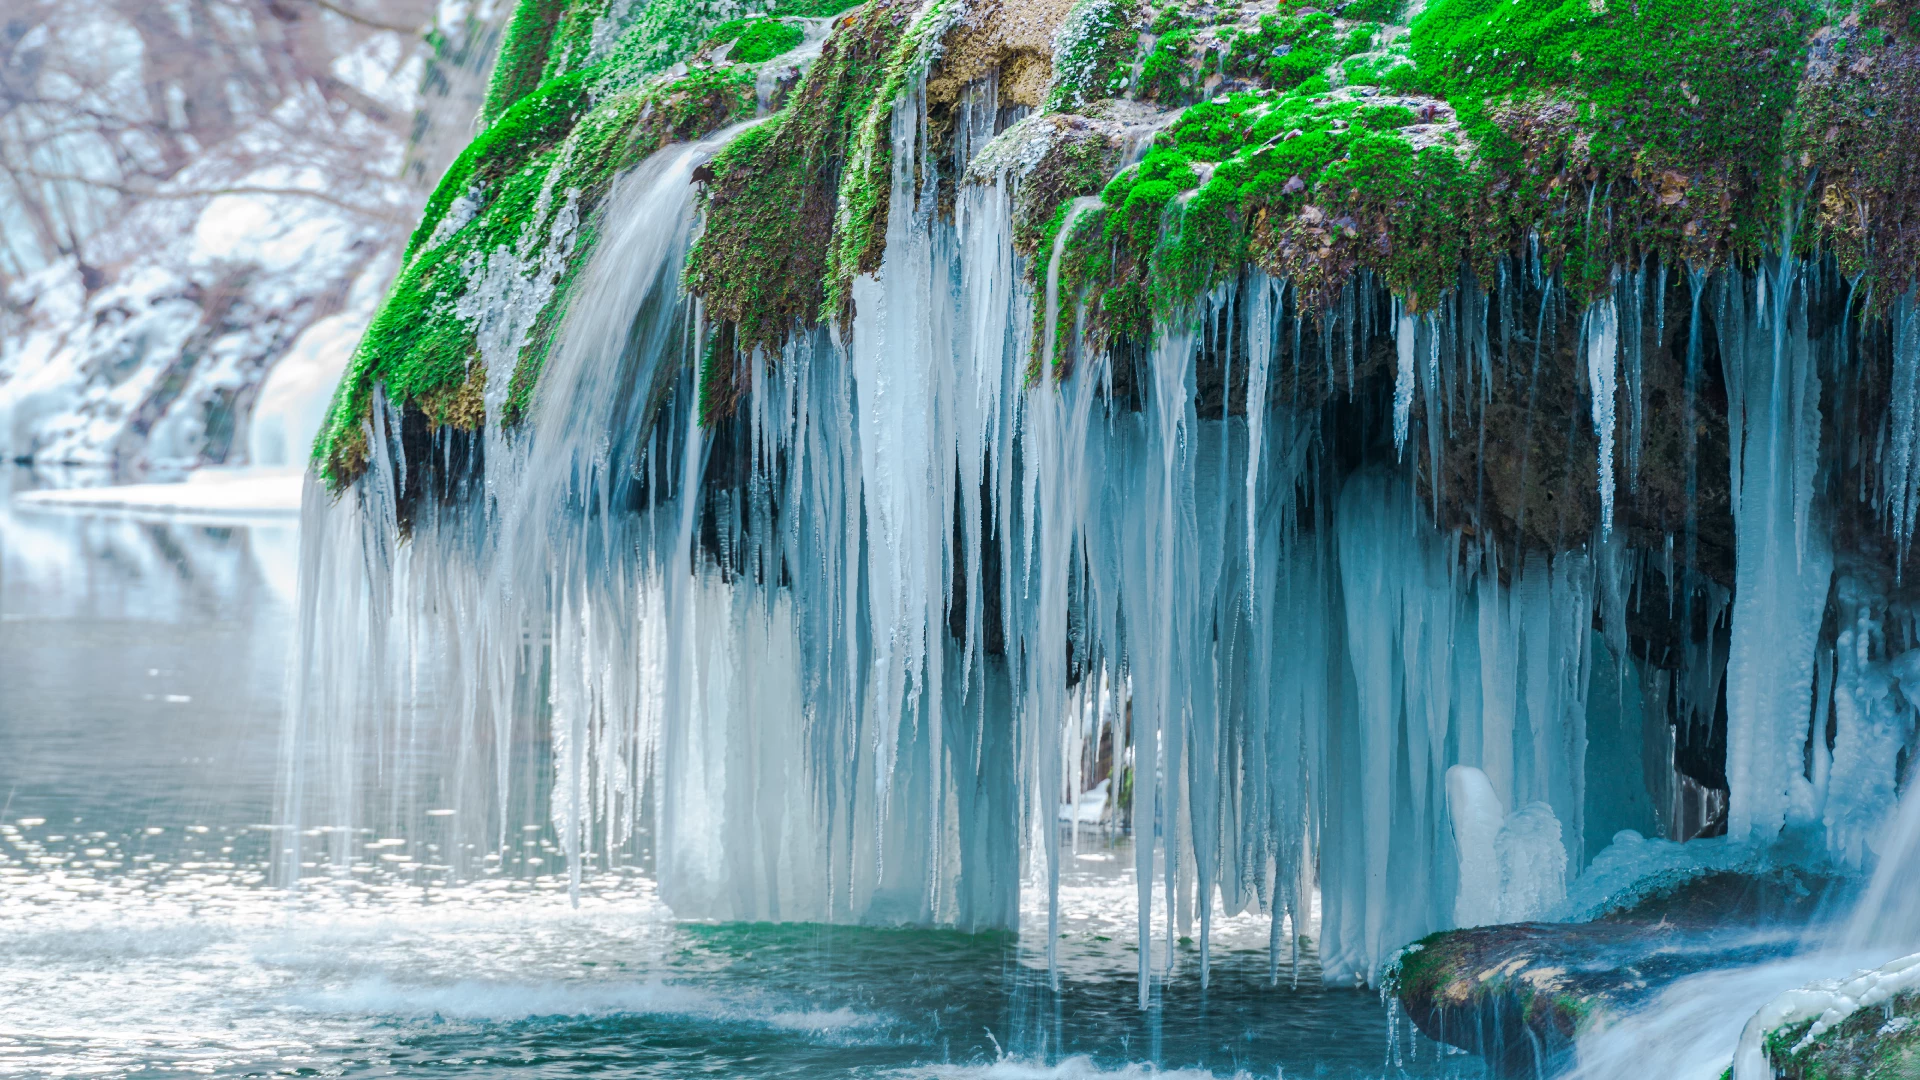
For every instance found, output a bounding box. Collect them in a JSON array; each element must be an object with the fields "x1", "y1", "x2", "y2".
[{"x1": 281, "y1": 88, "x2": 1920, "y2": 998}]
